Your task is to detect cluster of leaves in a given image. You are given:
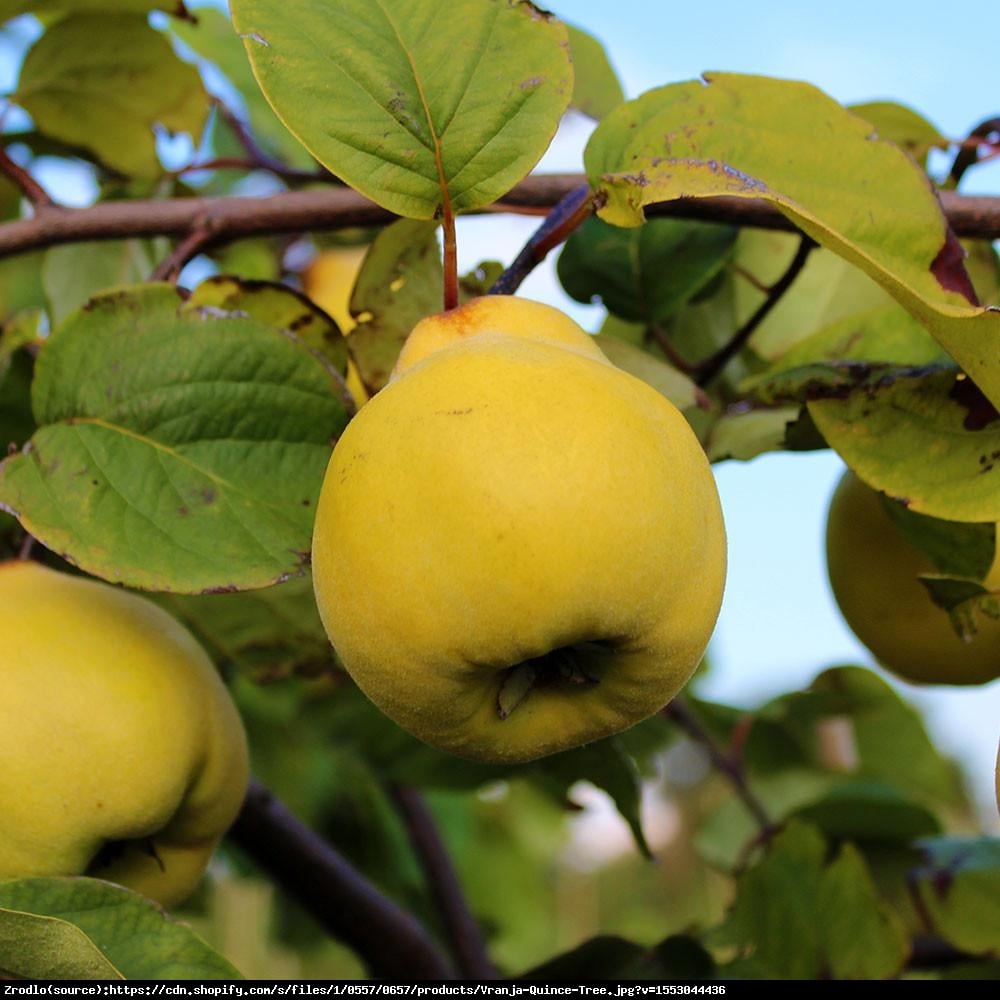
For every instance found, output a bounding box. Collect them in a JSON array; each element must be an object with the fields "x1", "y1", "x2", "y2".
[{"x1": 0, "y1": 0, "x2": 996, "y2": 981}]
